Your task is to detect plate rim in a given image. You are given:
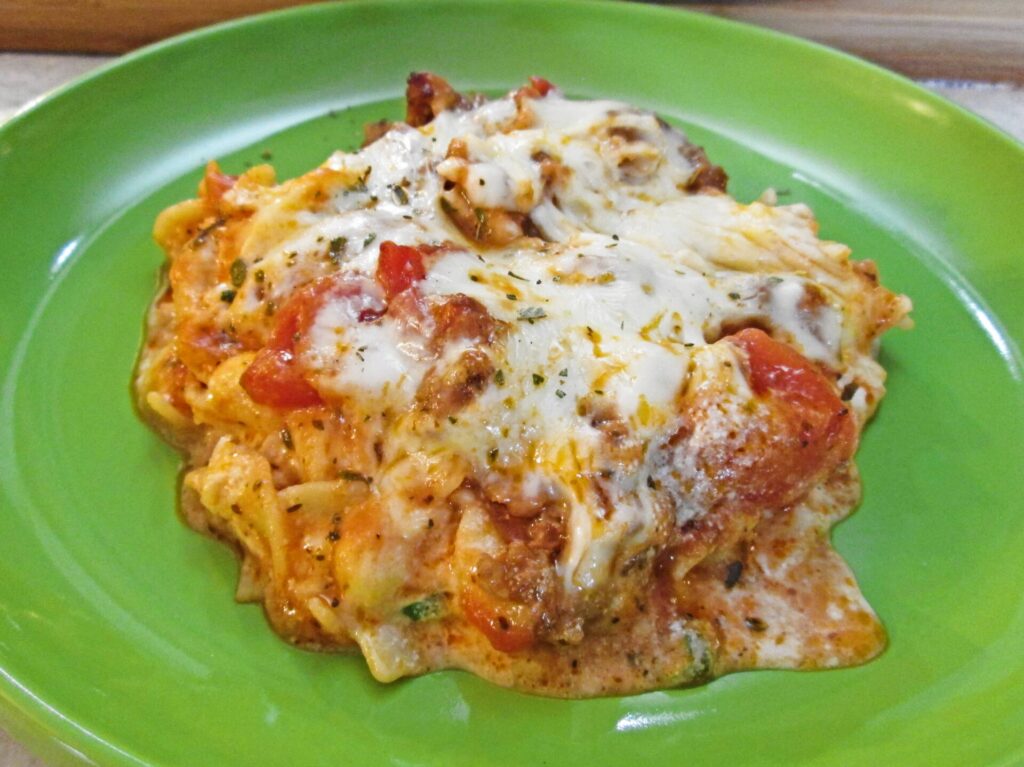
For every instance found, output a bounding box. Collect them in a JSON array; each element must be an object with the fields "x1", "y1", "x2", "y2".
[
  {"x1": 1, "y1": 1, "x2": 1023, "y2": 765},
  {"x1": 5, "y1": 0, "x2": 1023, "y2": 155}
]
